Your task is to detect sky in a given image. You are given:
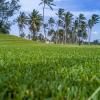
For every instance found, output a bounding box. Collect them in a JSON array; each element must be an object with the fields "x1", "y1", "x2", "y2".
[{"x1": 11, "y1": 0, "x2": 100, "y2": 41}]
